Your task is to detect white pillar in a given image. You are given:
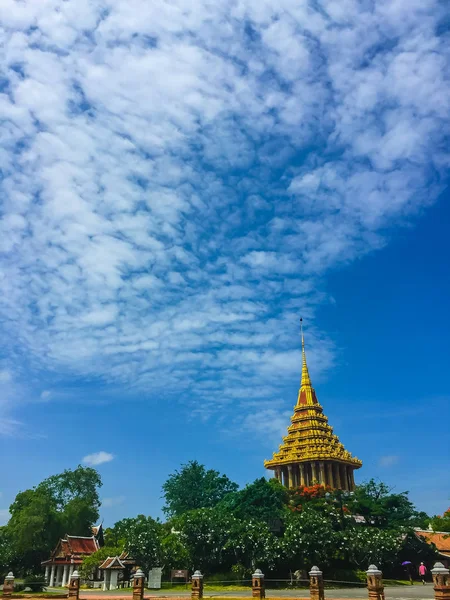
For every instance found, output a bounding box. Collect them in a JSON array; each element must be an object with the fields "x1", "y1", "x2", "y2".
[
  {"x1": 110, "y1": 571, "x2": 119, "y2": 590},
  {"x1": 103, "y1": 570, "x2": 111, "y2": 591},
  {"x1": 45, "y1": 566, "x2": 50, "y2": 583},
  {"x1": 68, "y1": 565, "x2": 74, "y2": 582},
  {"x1": 49, "y1": 565, "x2": 56, "y2": 587},
  {"x1": 62, "y1": 564, "x2": 70, "y2": 587}
]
